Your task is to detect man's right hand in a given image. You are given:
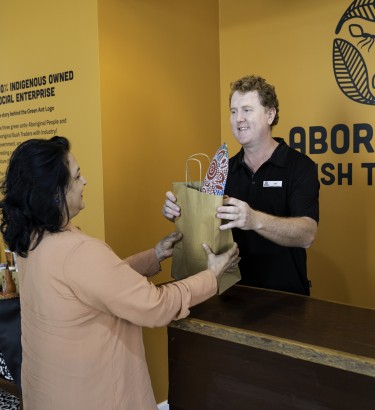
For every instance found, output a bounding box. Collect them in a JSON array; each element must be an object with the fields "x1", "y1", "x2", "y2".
[{"x1": 162, "y1": 191, "x2": 181, "y2": 222}]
